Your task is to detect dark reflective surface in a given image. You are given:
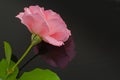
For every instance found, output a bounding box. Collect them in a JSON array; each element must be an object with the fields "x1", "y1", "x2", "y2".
[
  {"x1": 0, "y1": 0, "x2": 120, "y2": 80},
  {"x1": 34, "y1": 36, "x2": 75, "y2": 69}
]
